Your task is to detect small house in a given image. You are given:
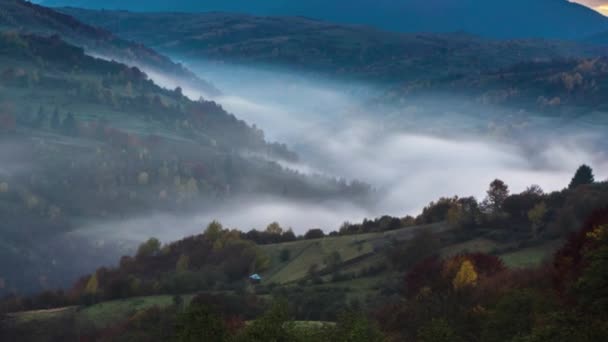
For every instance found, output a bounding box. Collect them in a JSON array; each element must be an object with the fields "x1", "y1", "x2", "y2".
[{"x1": 249, "y1": 273, "x2": 262, "y2": 284}]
